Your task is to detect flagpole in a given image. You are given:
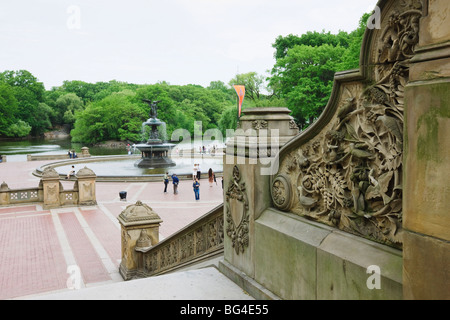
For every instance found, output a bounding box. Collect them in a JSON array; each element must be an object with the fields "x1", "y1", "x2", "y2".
[{"x1": 237, "y1": 95, "x2": 240, "y2": 124}]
